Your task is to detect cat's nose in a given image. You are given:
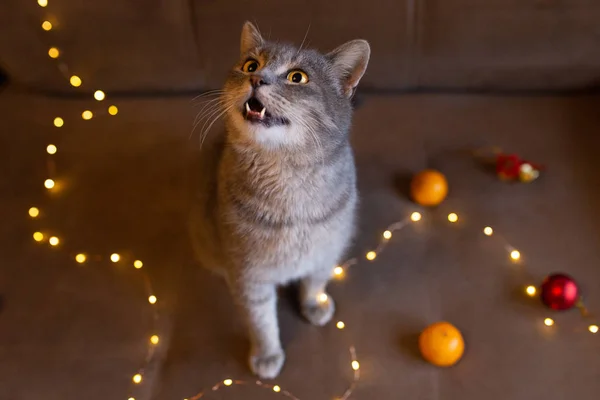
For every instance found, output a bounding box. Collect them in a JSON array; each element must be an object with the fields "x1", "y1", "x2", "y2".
[{"x1": 250, "y1": 75, "x2": 268, "y2": 88}]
